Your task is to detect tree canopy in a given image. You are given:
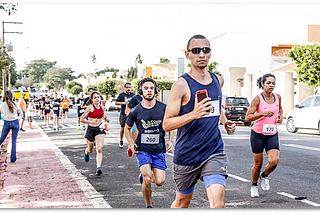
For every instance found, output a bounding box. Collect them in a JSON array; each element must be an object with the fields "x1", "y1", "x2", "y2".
[{"x1": 288, "y1": 43, "x2": 320, "y2": 93}]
